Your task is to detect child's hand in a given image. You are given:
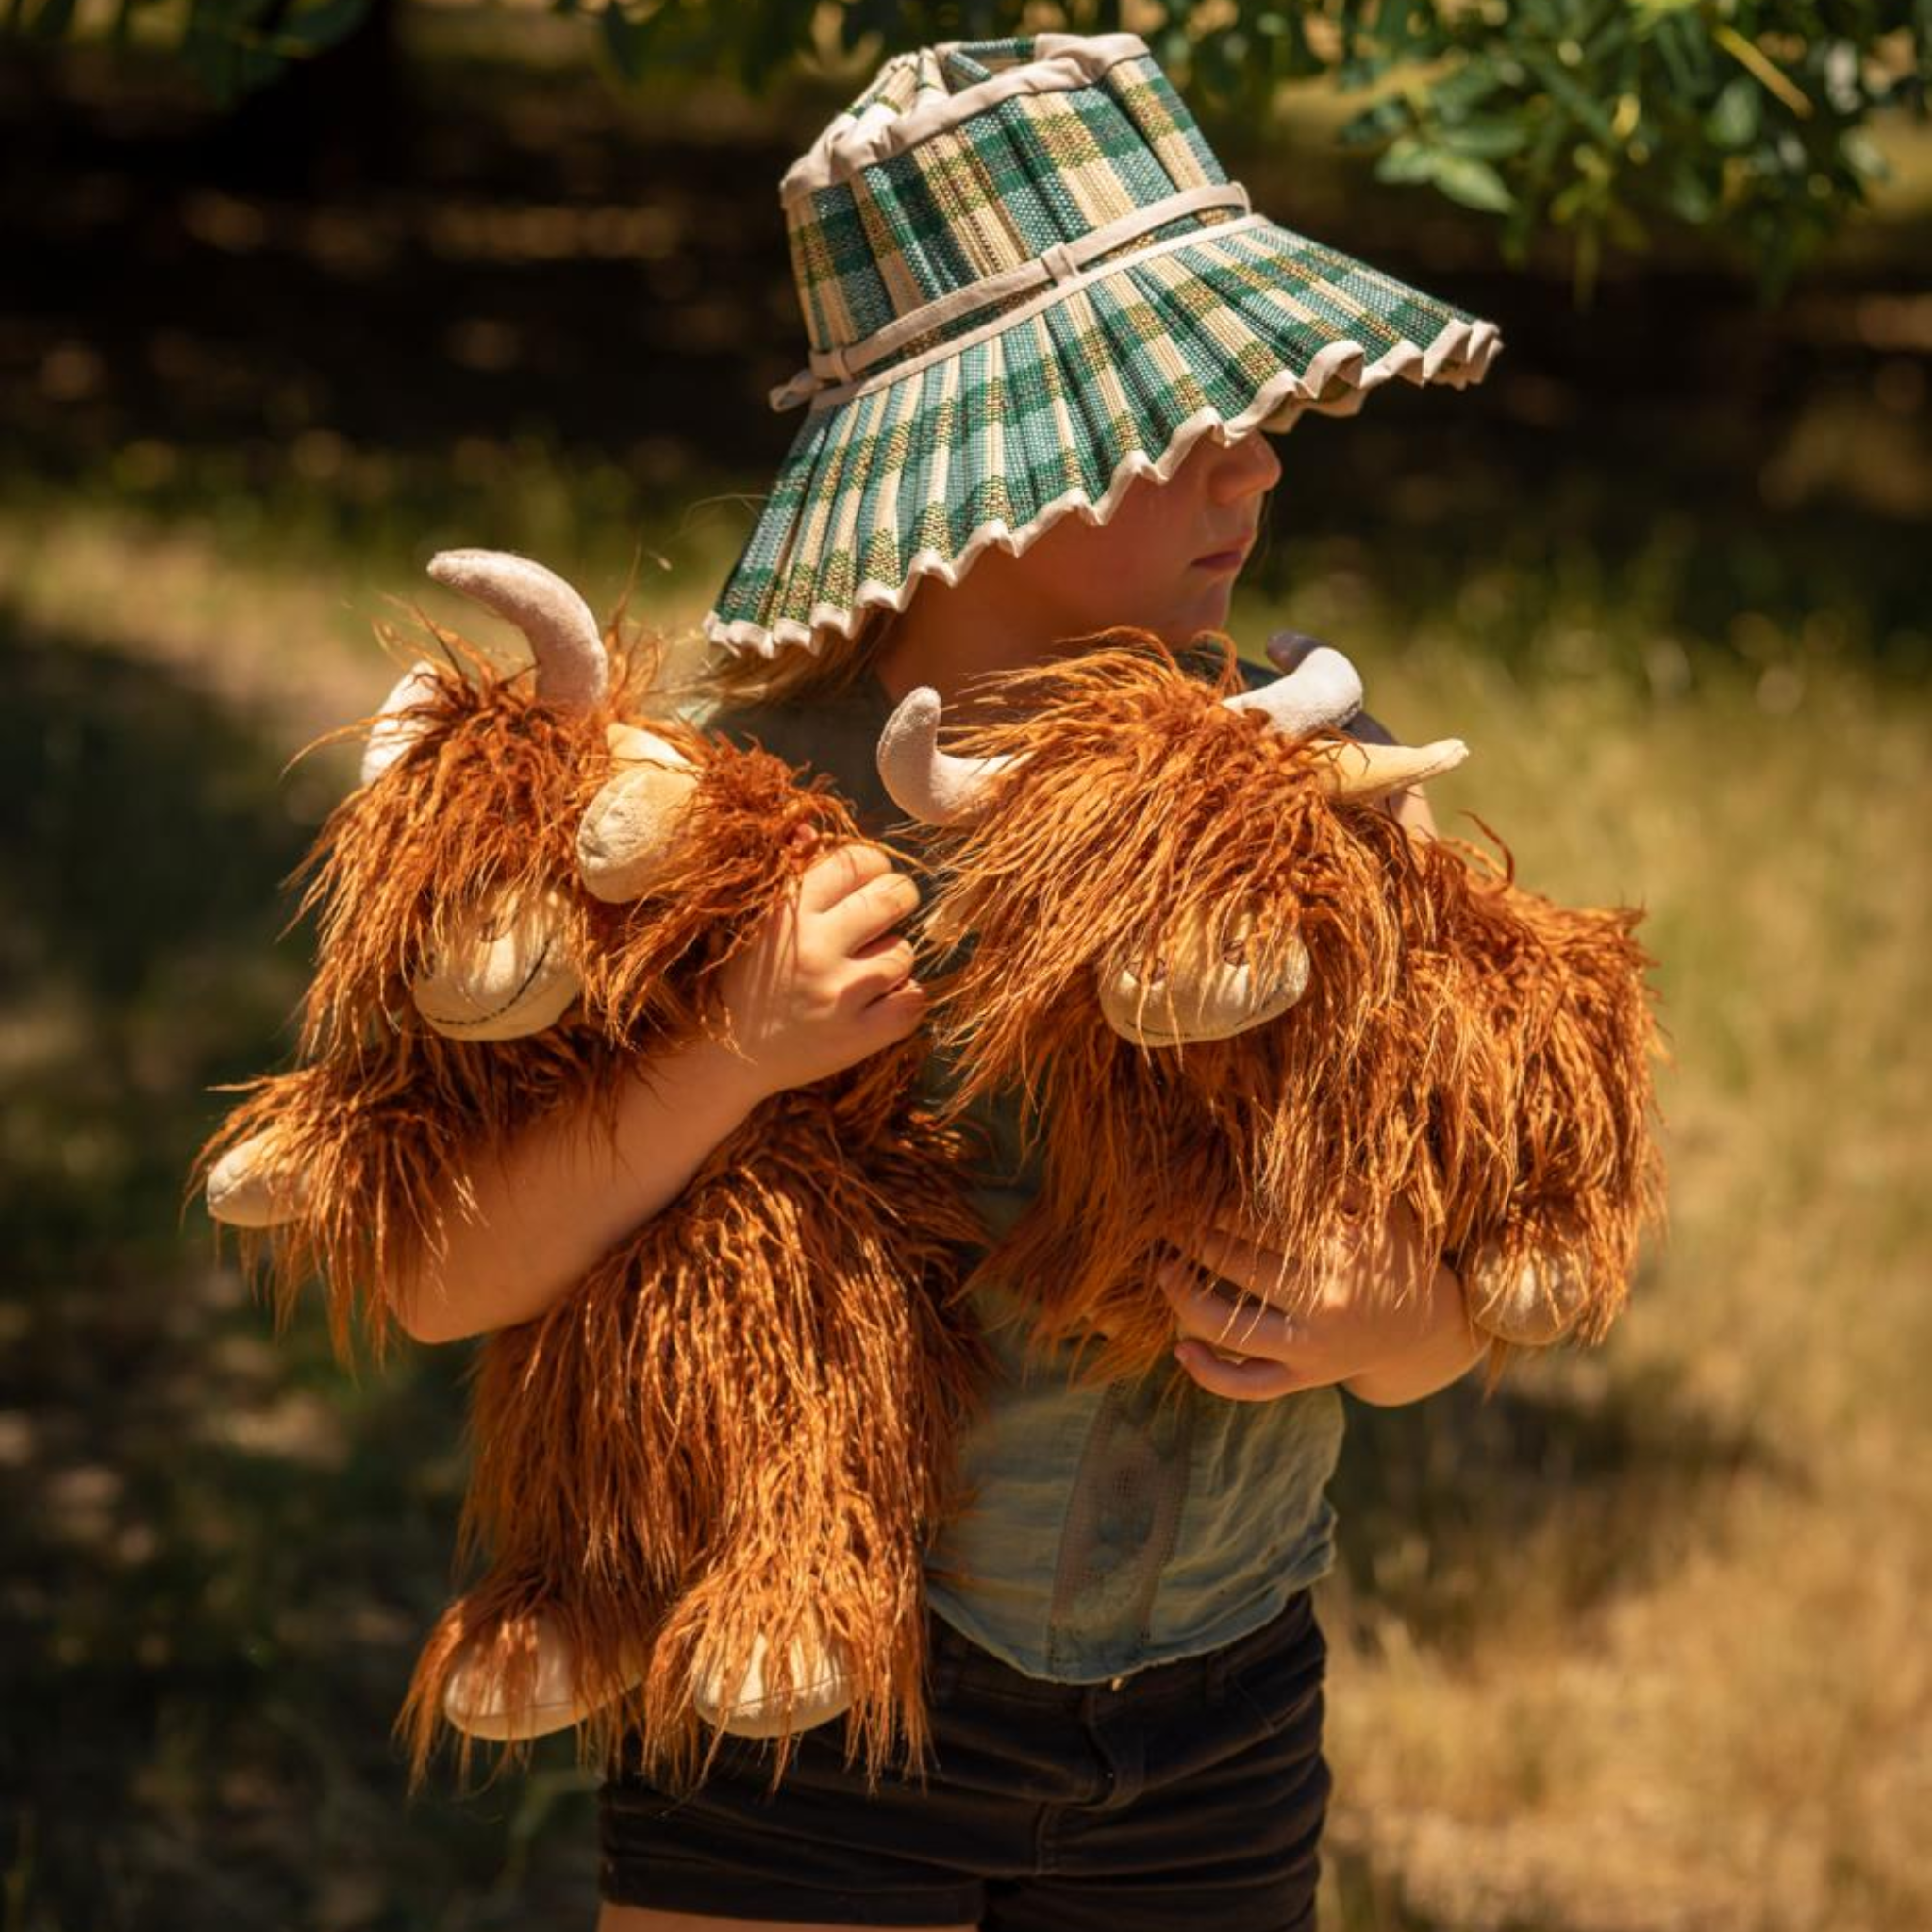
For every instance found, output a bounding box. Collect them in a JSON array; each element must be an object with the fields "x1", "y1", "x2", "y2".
[
  {"x1": 1155, "y1": 1201, "x2": 1482, "y2": 1405},
  {"x1": 715, "y1": 838, "x2": 928, "y2": 1098}
]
